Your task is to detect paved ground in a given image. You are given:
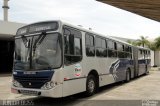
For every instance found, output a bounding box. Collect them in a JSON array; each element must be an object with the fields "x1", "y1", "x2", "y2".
[{"x1": 0, "y1": 70, "x2": 160, "y2": 106}]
